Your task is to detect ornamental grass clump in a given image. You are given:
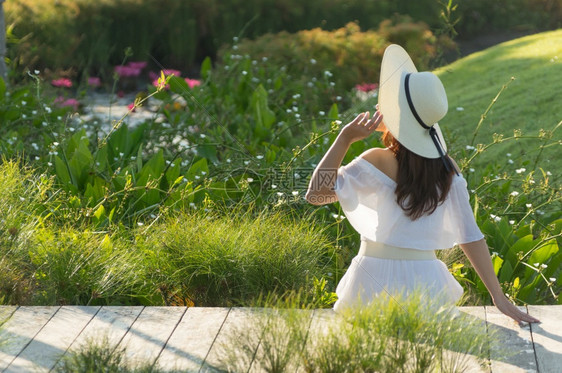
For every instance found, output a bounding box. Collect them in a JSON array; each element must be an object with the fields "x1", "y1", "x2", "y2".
[
  {"x1": 140, "y1": 204, "x2": 336, "y2": 306},
  {"x1": 218, "y1": 292, "x2": 494, "y2": 373}
]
